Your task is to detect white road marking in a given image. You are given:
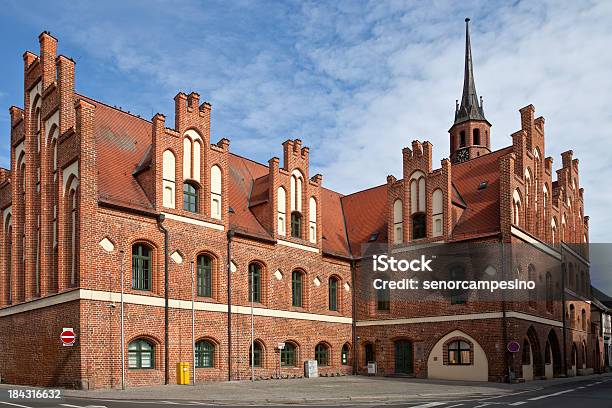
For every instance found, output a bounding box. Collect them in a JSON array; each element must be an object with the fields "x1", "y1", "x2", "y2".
[
  {"x1": 528, "y1": 388, "x2": 575, "y2": 401},
  {"x1": 446, "y1": 404, "x2": 464, "y2": 408},
  {"x1": 410, "y1": 402, "x2": 447, "y2": 408},
  {"x1": 509, "y1": 402, "x2": 527, "y2": 406},
  {"x1": 0, "y1": 402, "x2": 34, "y2": 408}
]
